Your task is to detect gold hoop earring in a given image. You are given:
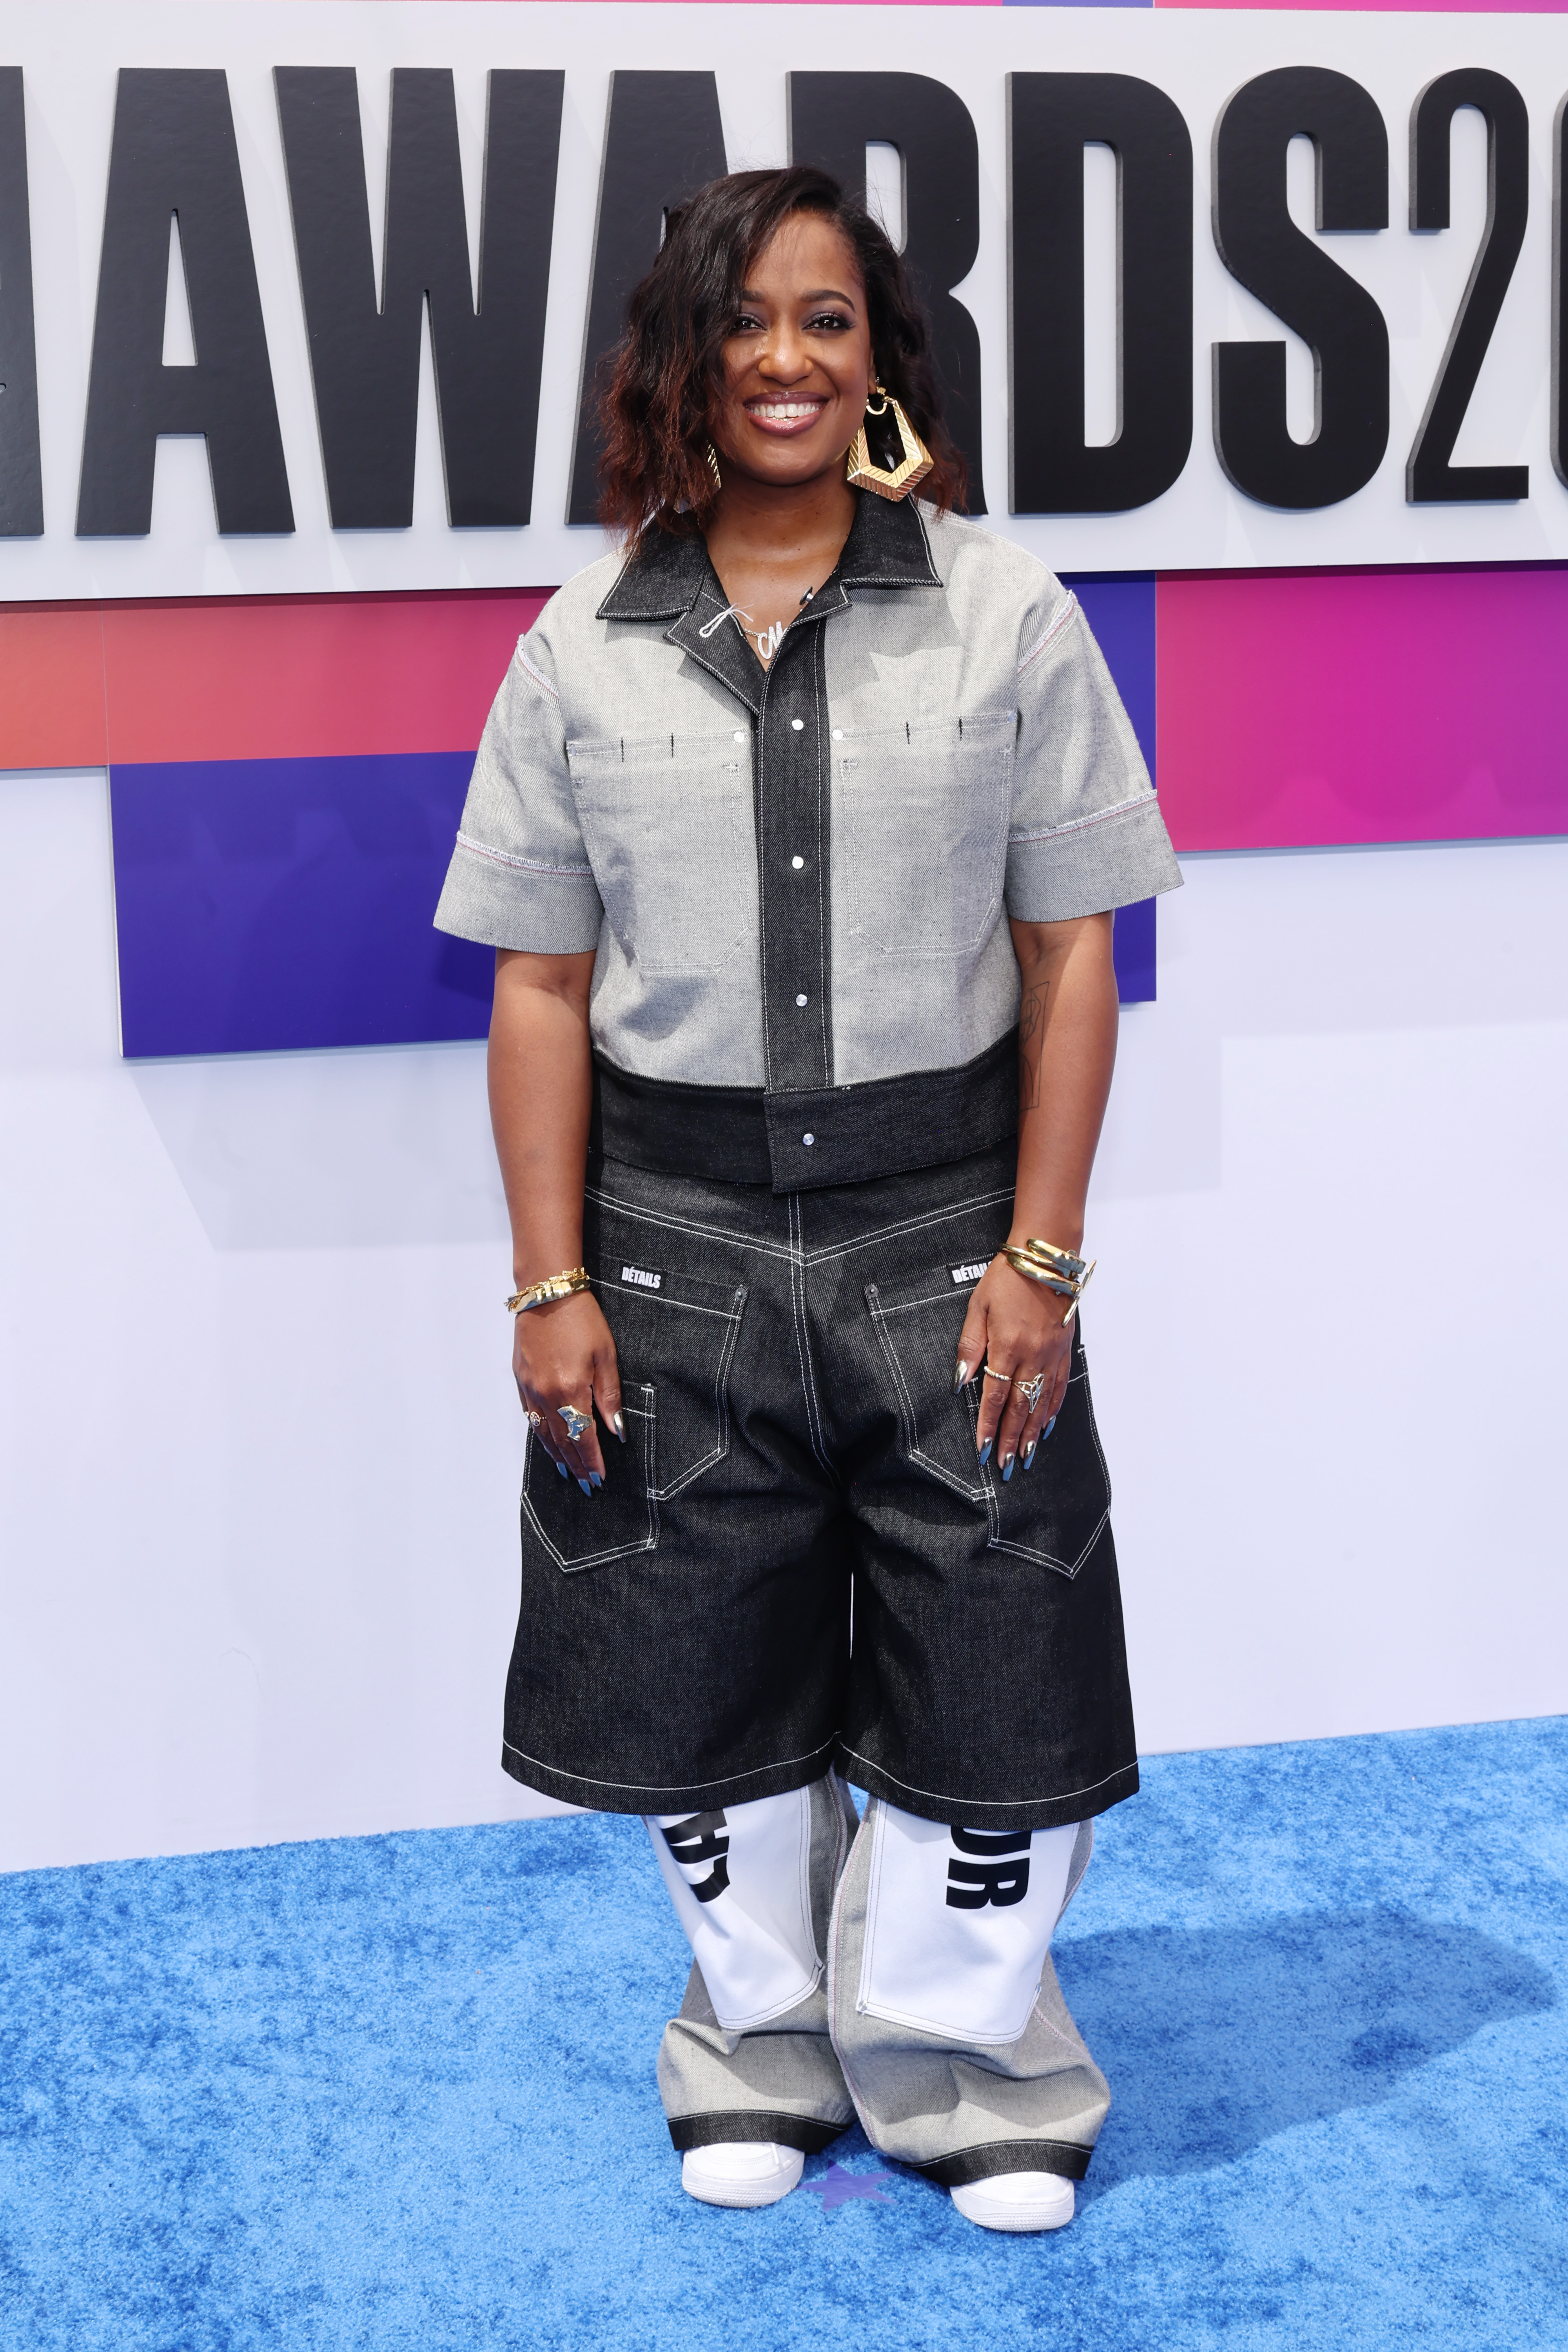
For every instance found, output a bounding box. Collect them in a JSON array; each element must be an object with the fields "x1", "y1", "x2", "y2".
[
  {"x1": 704, "y1": 443, "x2": 723, "y2": 493},
  {"x1": 846, "y1": 383, "x2": 933, "y2": 502}
]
